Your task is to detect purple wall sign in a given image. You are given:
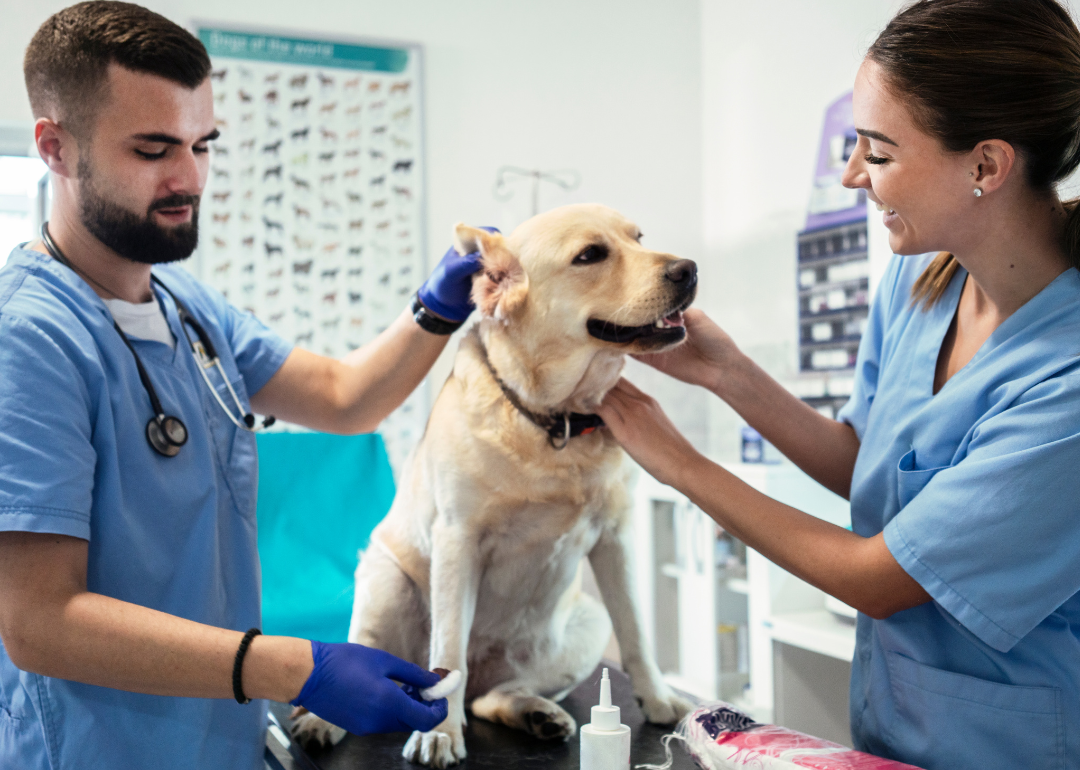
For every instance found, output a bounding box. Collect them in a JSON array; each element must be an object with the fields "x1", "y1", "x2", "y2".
[{"x1": 804, "y1": 91, "x2": 866, "y2": 232}]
